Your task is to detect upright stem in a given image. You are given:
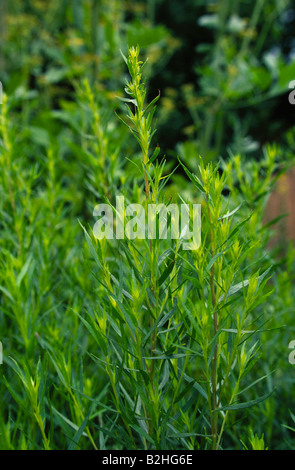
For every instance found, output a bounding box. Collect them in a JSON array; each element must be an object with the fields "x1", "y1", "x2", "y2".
[{"x1": 208, "y1": 197, "x2": 219, "y2": 450}]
